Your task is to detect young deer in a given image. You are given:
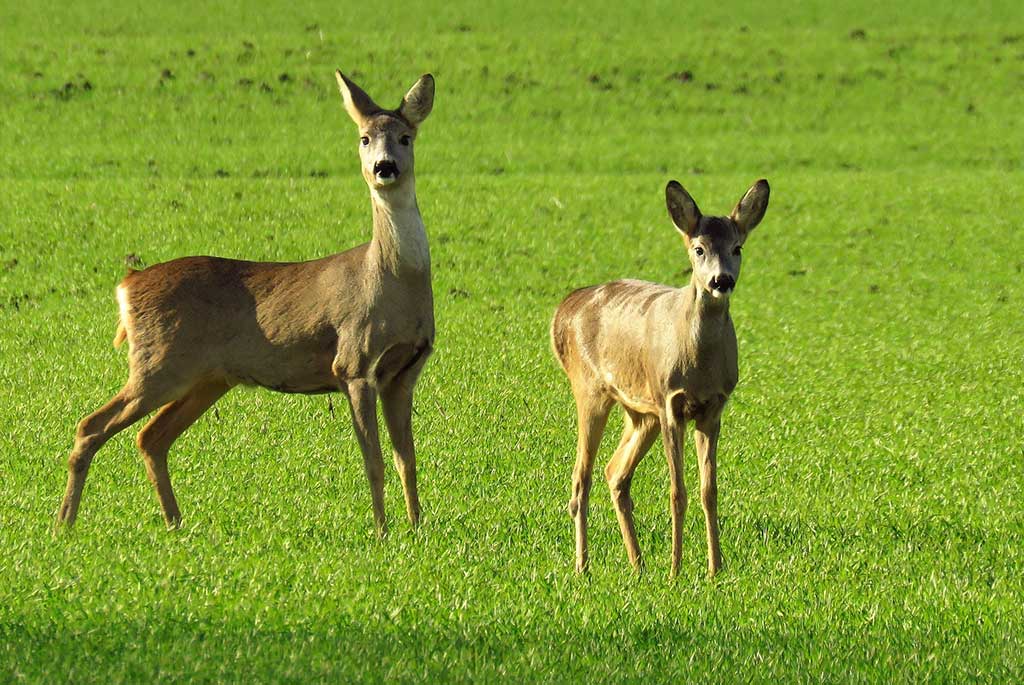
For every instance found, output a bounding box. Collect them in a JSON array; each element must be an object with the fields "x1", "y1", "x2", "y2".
[
  {"x1": 551, "y1": 179, "x2": 770, "y2": 578},
  {"x1": 56, "y1": 71, "x2": 436, "y2": 535}
]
